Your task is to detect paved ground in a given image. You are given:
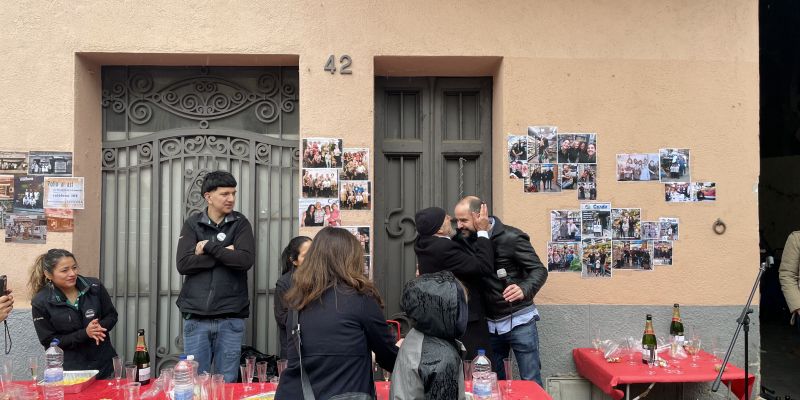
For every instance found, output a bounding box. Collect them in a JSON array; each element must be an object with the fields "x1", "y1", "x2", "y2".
[{"x1": 760, "y1": 319, "x2": 800, "y2": 399}]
